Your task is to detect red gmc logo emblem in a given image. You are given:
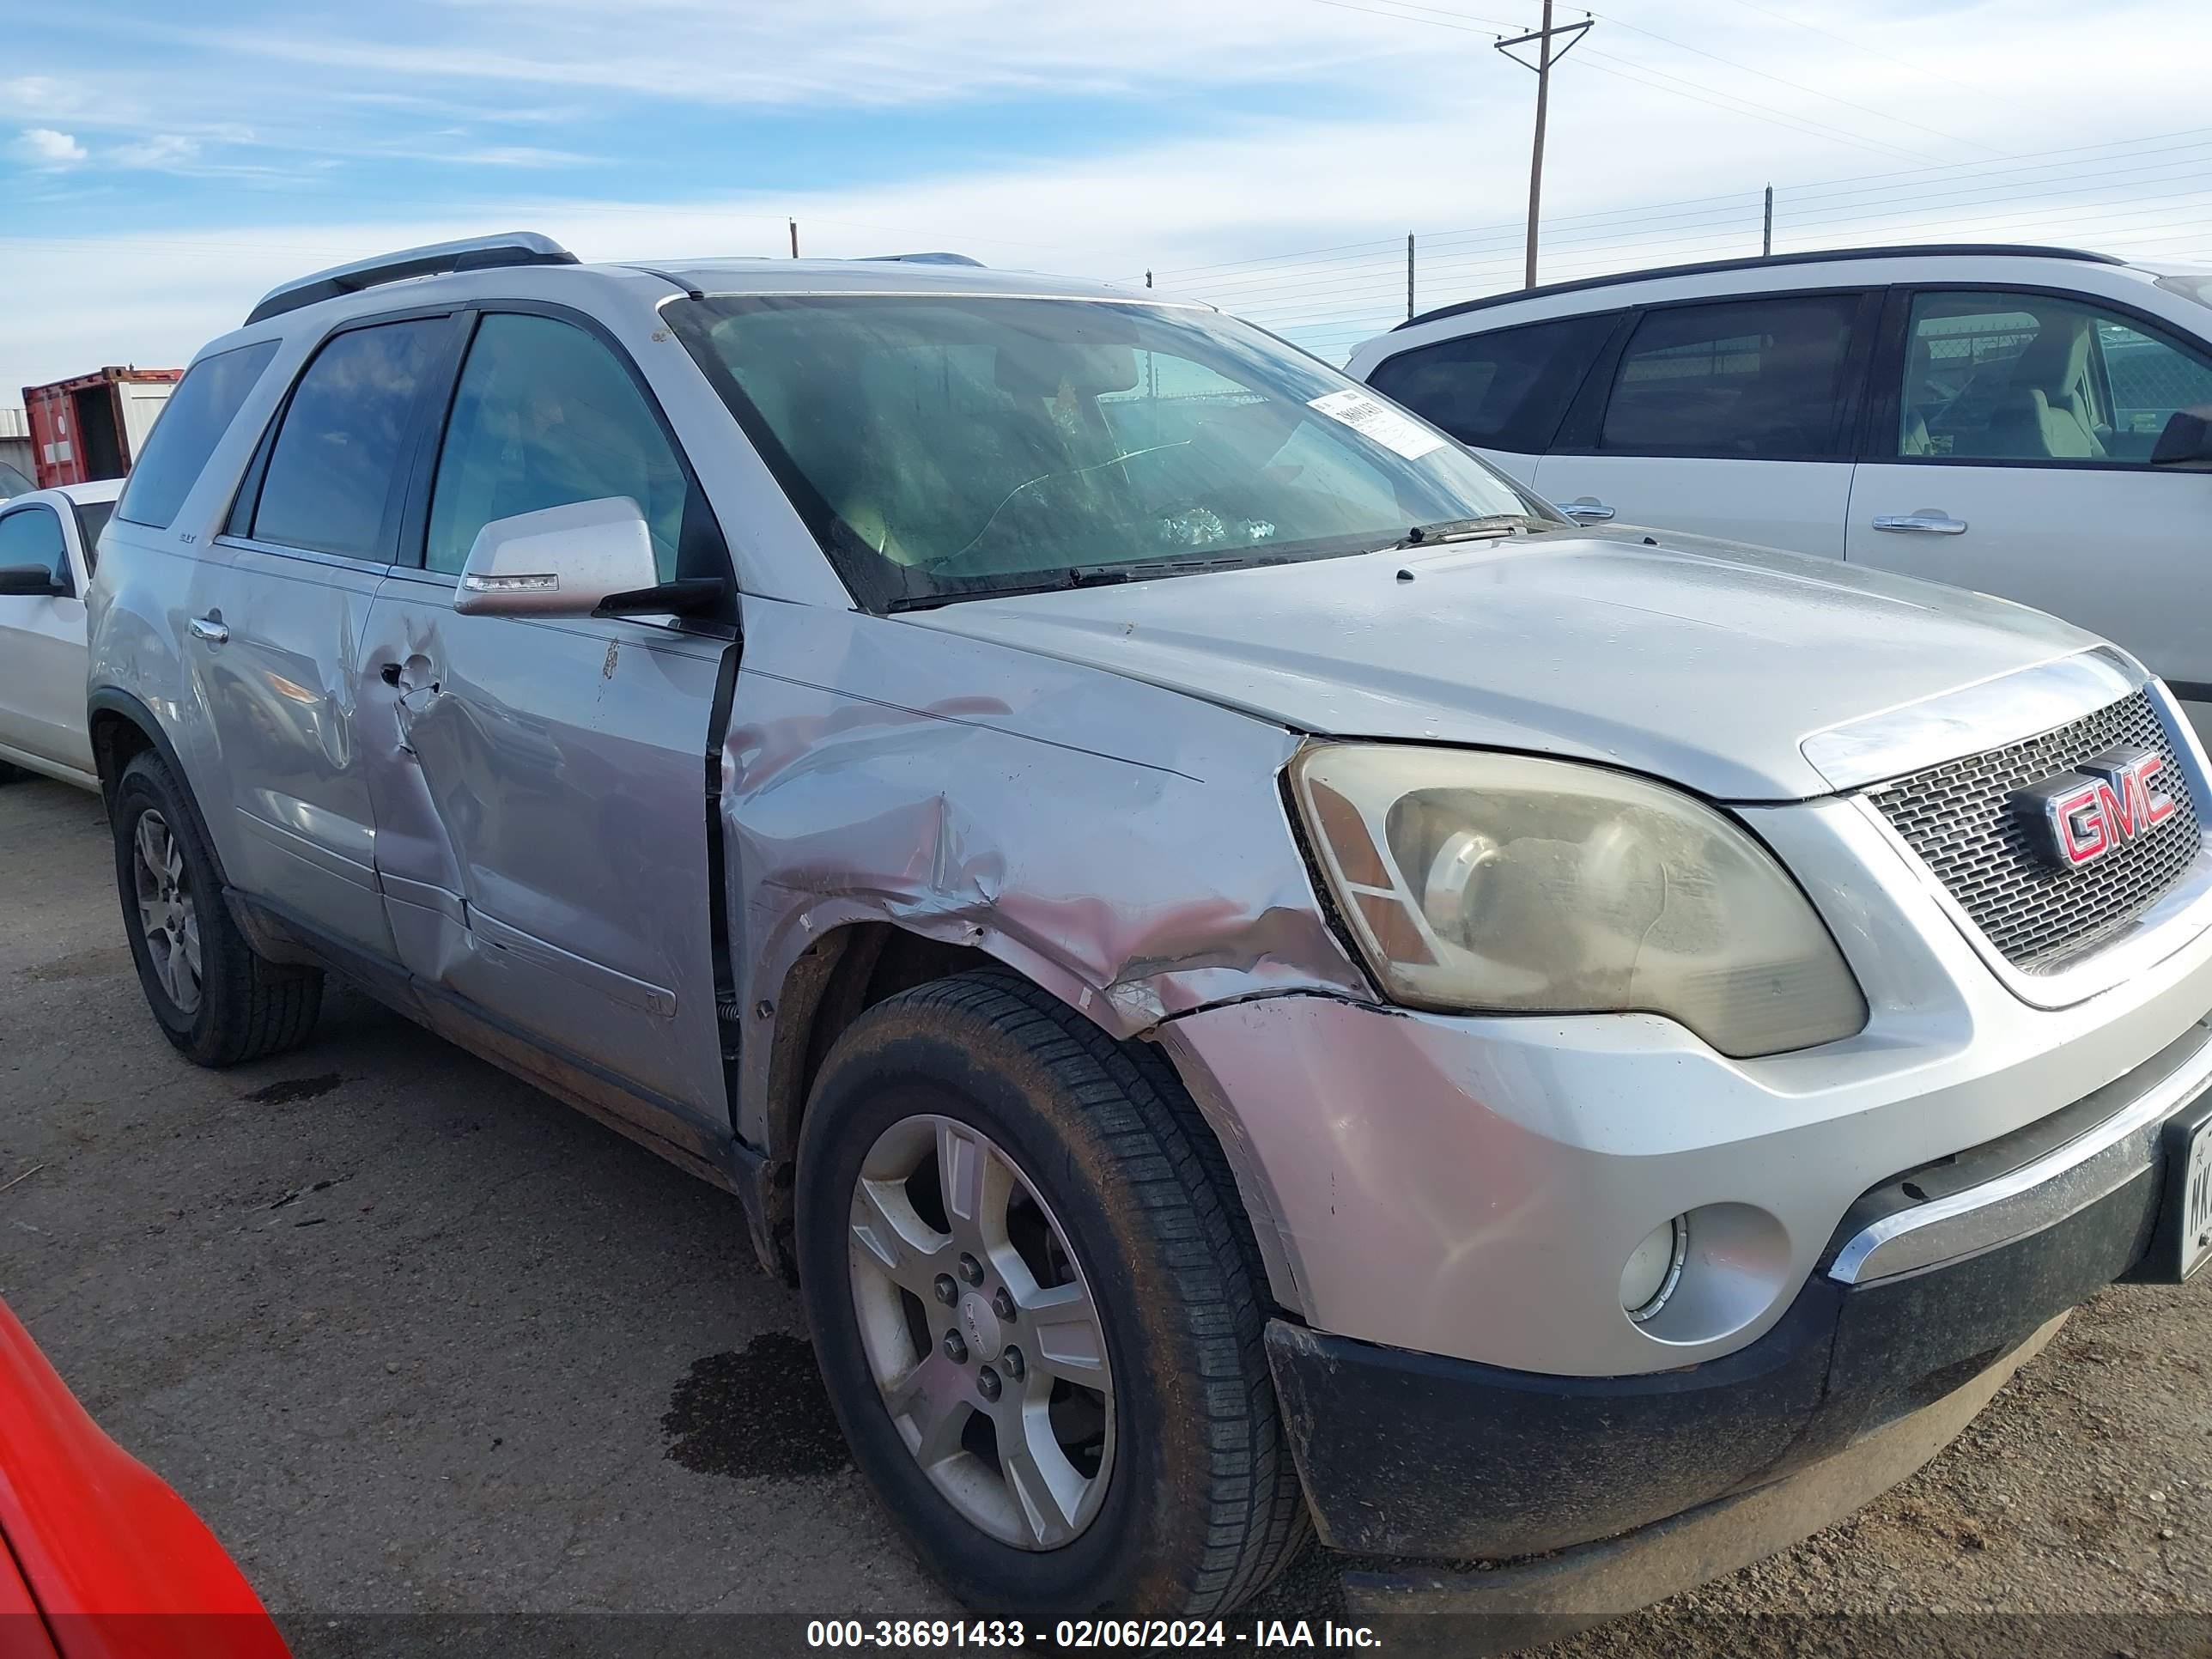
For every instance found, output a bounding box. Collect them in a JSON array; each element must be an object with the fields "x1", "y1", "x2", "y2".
[{"x1": 2015, "y1": 746, "x2": 2179, "y2": 869}]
